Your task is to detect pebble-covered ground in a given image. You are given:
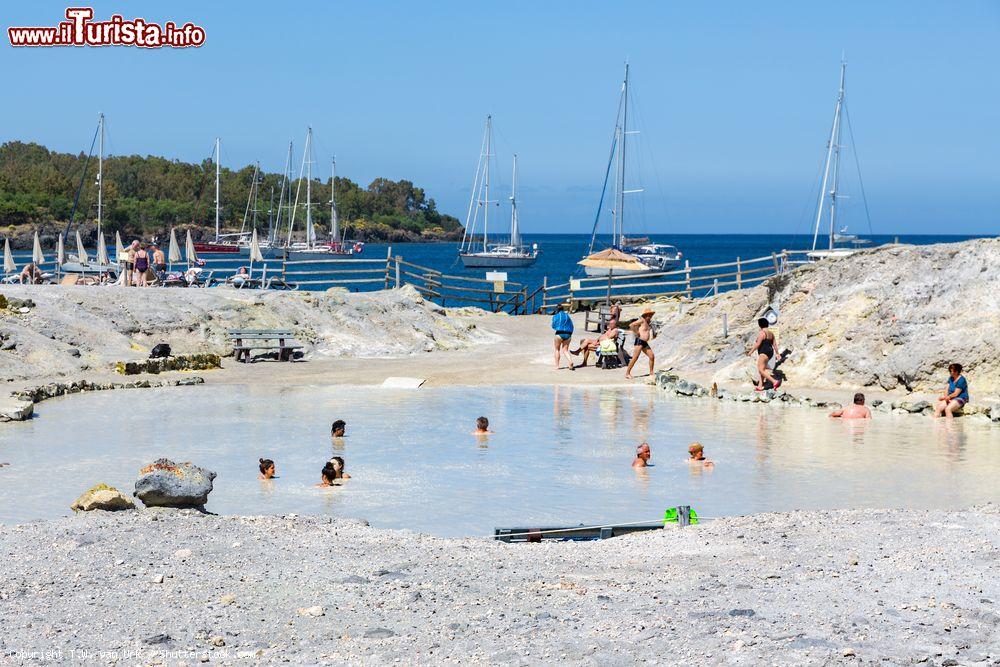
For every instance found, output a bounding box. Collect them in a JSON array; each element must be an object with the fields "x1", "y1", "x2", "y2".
[{"x1": 1, "y1": 506, "x2": 998, "y2": 665}]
